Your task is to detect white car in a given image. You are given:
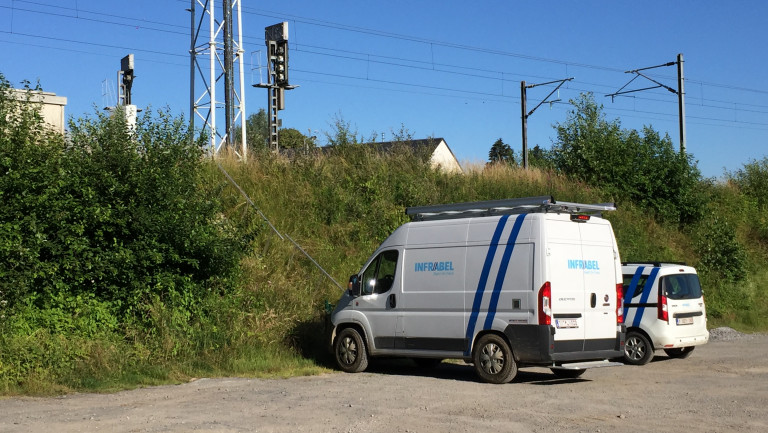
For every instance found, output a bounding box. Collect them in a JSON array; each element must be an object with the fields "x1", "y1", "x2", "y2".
[{"x1": 621, "y1": 263, "x2": 709, "y2": 365}]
